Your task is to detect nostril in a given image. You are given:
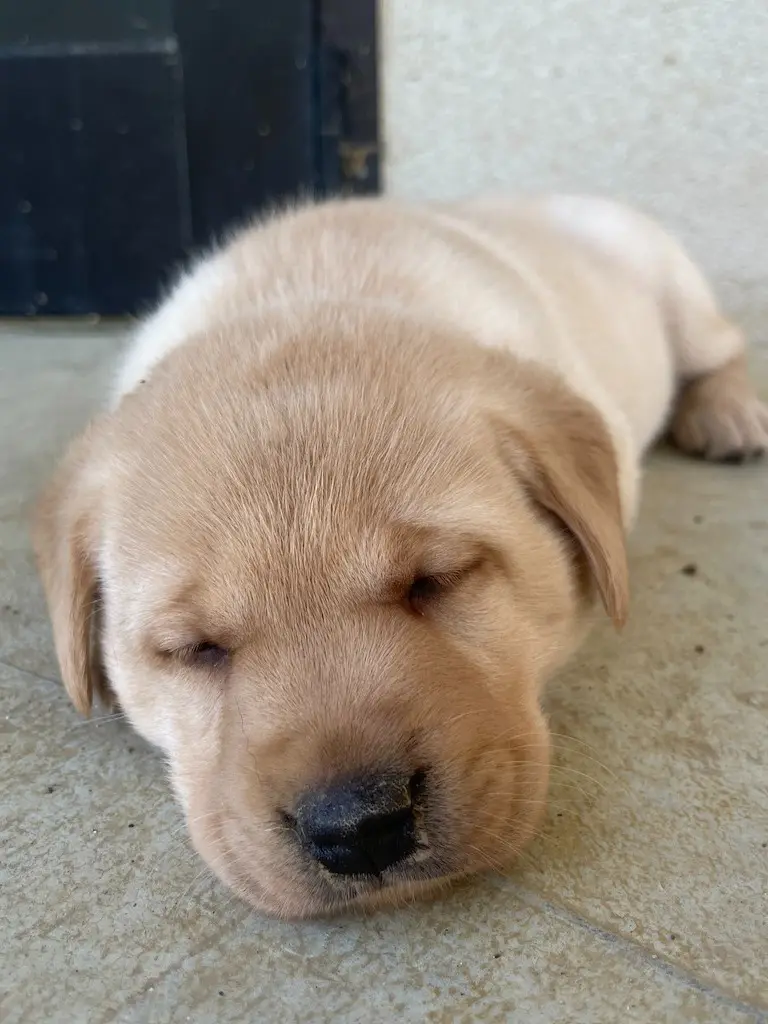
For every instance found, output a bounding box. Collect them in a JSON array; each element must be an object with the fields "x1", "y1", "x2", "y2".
[
  {"x1": 278, "y1": 808, "x2": 297, "y2": 830},
  {"x1": 294, "y1": 772, "x2": 423, "y2": 876},
  {"x1": 312, "y1": 805, "x2": 415, "y2": 876},
  {"x1": 408, "y1": 768, "x2": 427, "y2": 805}
]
